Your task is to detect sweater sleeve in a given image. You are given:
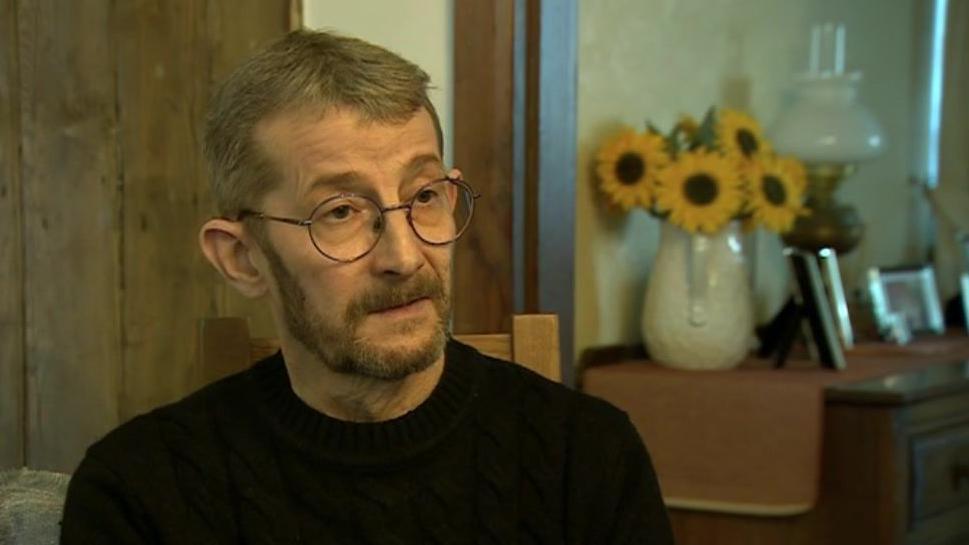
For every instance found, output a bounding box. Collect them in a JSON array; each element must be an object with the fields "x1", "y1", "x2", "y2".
[
  {"x1": 601, "y1": 414, "x2": 674, "y2": 545},
  {"x1": 60, "y1": 453, "x2": 156, "y2": 545},
  {"x1": 569, "y1": 398, "x2": 674, "y2": 545}
]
